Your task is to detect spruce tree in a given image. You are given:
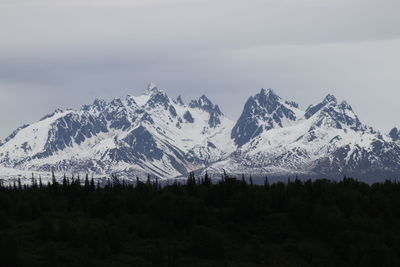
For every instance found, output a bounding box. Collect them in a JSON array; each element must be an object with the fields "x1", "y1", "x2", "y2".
[
  {"x1": 31, "y1": 173, "x2": 35, "y2": 188},
  {"x1": 264, "y1": 176, "x2": 269, "y2": 187},
  {"x1": 17, "y1": 178, "x2": 22, "y2": 190},
  {"x1": 204, "y1": 171, "x2": 211, "y2": 187},
  {"x1": 62, "y1": 174, "x2": 68, "y2": 188},
  {"x1": 90, "y1": 175, "x2": 95, "y2": 191},
  {"x1": 84, "y1": 173, "x2": 90, "y2": 190},
  {"x1": 51, "y1": 170, "x2": 56, "y2": 185}
]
